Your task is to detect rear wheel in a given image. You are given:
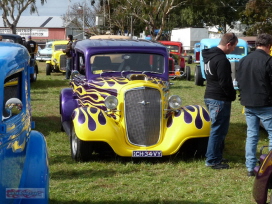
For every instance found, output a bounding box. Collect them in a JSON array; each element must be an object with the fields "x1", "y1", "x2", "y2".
[
  {"x1": 194, "y1": 65, "x2": 204, "y2": 86},
  {"x1": 70, "y1": 126, "x2": 94, "y2": 162},
  {"x1": 188, "y1": 56, "x2": 193, "y2": 64},
  {"x1": 185, "y1": 66, "x2": 191, "y2": 81},
  {"x1": 46, "y1": 64, "x2": 52, "y2": 75}
]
